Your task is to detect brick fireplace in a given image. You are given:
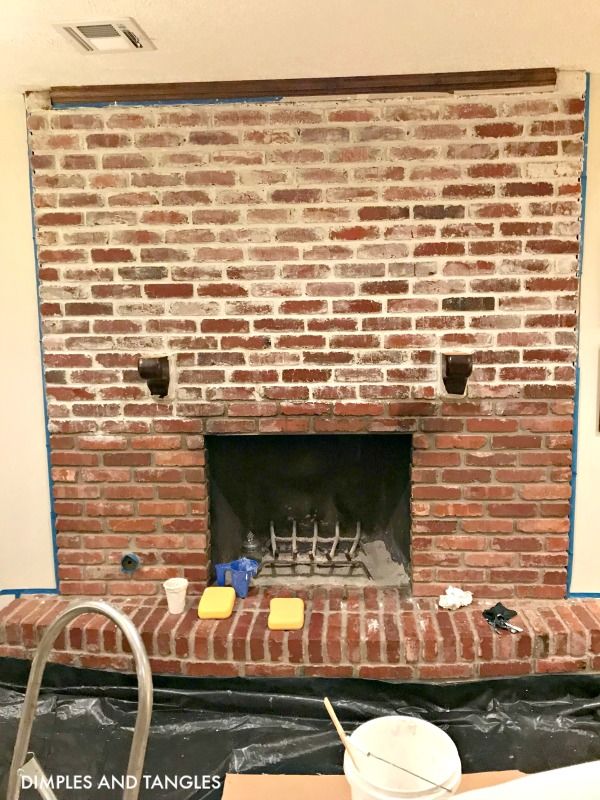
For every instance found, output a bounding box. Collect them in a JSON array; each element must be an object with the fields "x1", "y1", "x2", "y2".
[{"x1": 2, "y1": 74, "x2": 593, "y2": 679}]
